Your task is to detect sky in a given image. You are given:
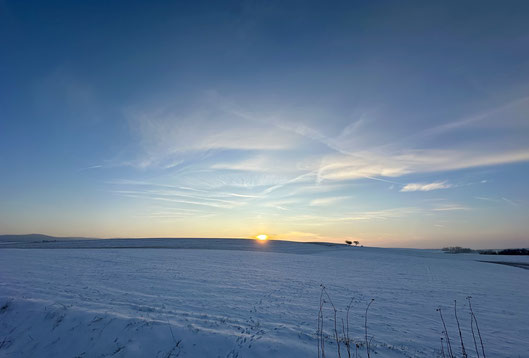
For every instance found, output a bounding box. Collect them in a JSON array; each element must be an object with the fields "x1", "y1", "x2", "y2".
[{"x1": 1, "y1": 0, "x2": 529, "y2": 248}]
